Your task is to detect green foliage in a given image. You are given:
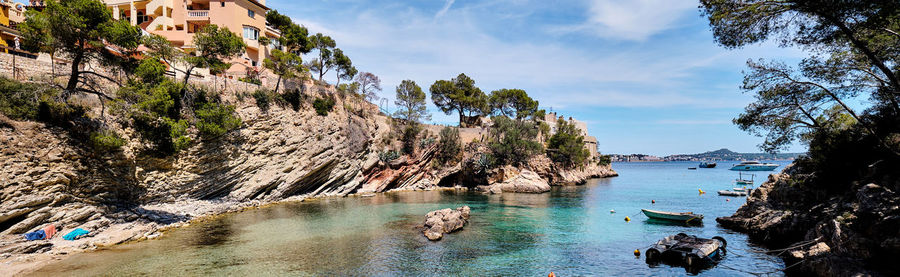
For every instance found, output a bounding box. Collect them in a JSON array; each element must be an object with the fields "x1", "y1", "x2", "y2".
[
  {"x1": 488, "y1": 116, "x2": 543, "y2": 166},
  {"x1": 379, "y1": 150, "x2": 400, "y2": 163},
  {"x1": 264, "y1": 49, "x2": 304, "y2": 93},
  {"x1": 279, "y1": 89, "x2": 304, "y2": 111},
  {"x1": 597, "y1": 154, "x2": 612, "y2": 166},
  {"x1": 0, "y1": 77, "x2": 59, "y2": 120},
  {"x1": 401, "y1": 124, "x2": 421, "y2": 154},
  {"x1": 430, "y1": 73, "x2": 488, "y2": 126},
  {"x1": 238, "y1": 76, "x2": 262, "y2": 85},
  {"x1": 393, "y1": 80, "x2": 430, "y2": 123},
  {"x1": 89, "y1": 129, "x2": 126, "y2": 153},
  {"x1": 195, "y1": 102, "x2": 242, "y2": 139},
  {"x1": 37, "y1": 100, "x2": 87, "y2": 127},
  {"x1": 437, "y1": 126, "x2": 462, "y2": 165},
  {"x1": 333, "y1": 48, "x2": 356, "y2": 85},
  {"x1": 313, "y1": 97, "x2": 335, "y2": 116},
  {"x1": 547, "y1": 118, "x2": 591, "y2": 168},
  {"x1": 252, "y1": 90, "x2": 272, "y2": 111},
  {"x1": 488, "y1": 88, "x2": 538, "y2": 119},
  {"x1": 307, "y1": 33, "x2": 338, "y2": 81},
  {"x1": 20, "y1": 0, "x2": 142, "y2": 93},
  {"x1": 467, "y1": 152, "x2": 495, "y2": 175},
  {"x1": 265, "y1": 10, "x2": 312, "y2": 53}
]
